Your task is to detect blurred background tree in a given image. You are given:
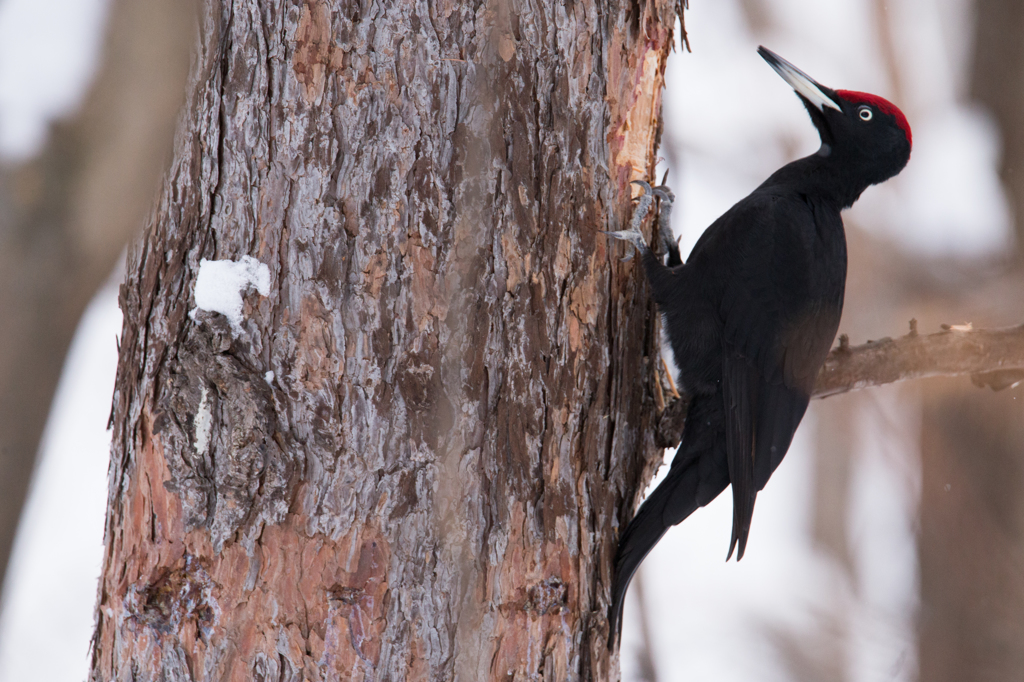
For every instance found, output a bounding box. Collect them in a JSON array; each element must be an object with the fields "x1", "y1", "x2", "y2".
[
  {"x1": 0, "y1": 1, "x2": 194, "y2": 677},
  {"x1": 916, "y1": 1, "x2": 1024, "y2": 680},
  {"x1": 0, "y1": 0, "x2": 194, "y2": 593}
]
